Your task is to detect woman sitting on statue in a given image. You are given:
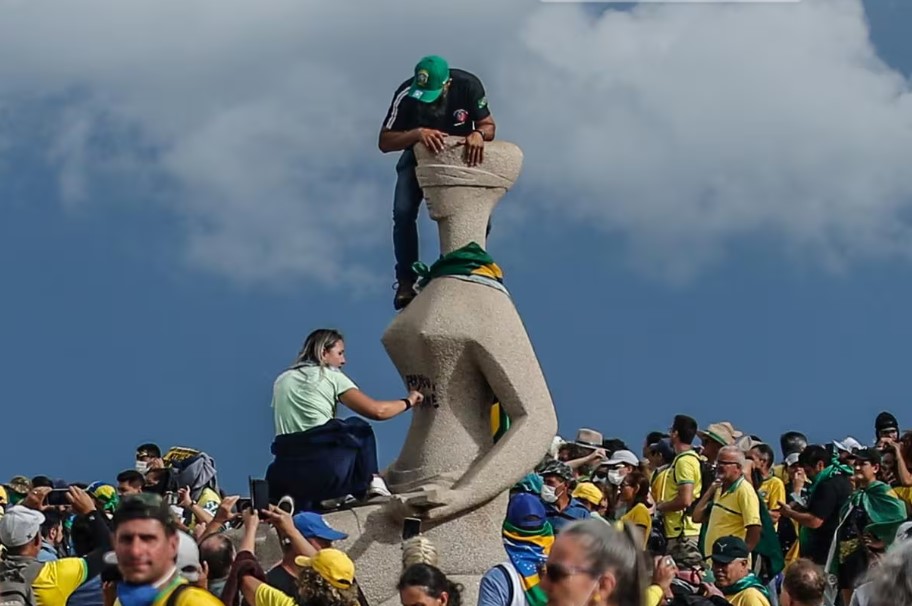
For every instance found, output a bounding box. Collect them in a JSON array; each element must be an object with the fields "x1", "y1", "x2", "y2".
[{"x1": 266, "y1": 328, "x2": 424, "y2": 512}]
